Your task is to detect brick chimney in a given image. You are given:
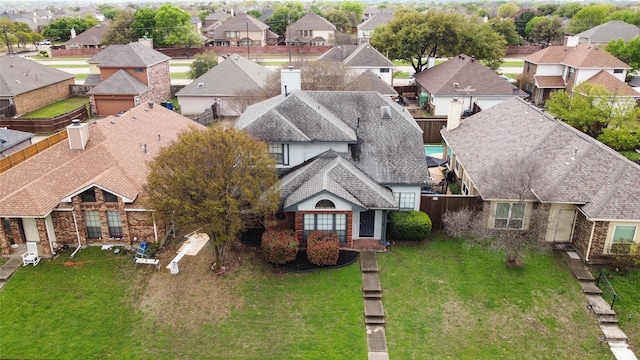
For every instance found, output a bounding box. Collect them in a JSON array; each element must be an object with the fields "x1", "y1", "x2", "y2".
[
  {"x1": 66, "y1": 119, "x2": 90, "y2": 150},
  {"x1": 281, "y1": 66, "x2": 301, "y2": 96},
  {"x1": 447, "y1": 98, "x2": 463, "y2": 131}
]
